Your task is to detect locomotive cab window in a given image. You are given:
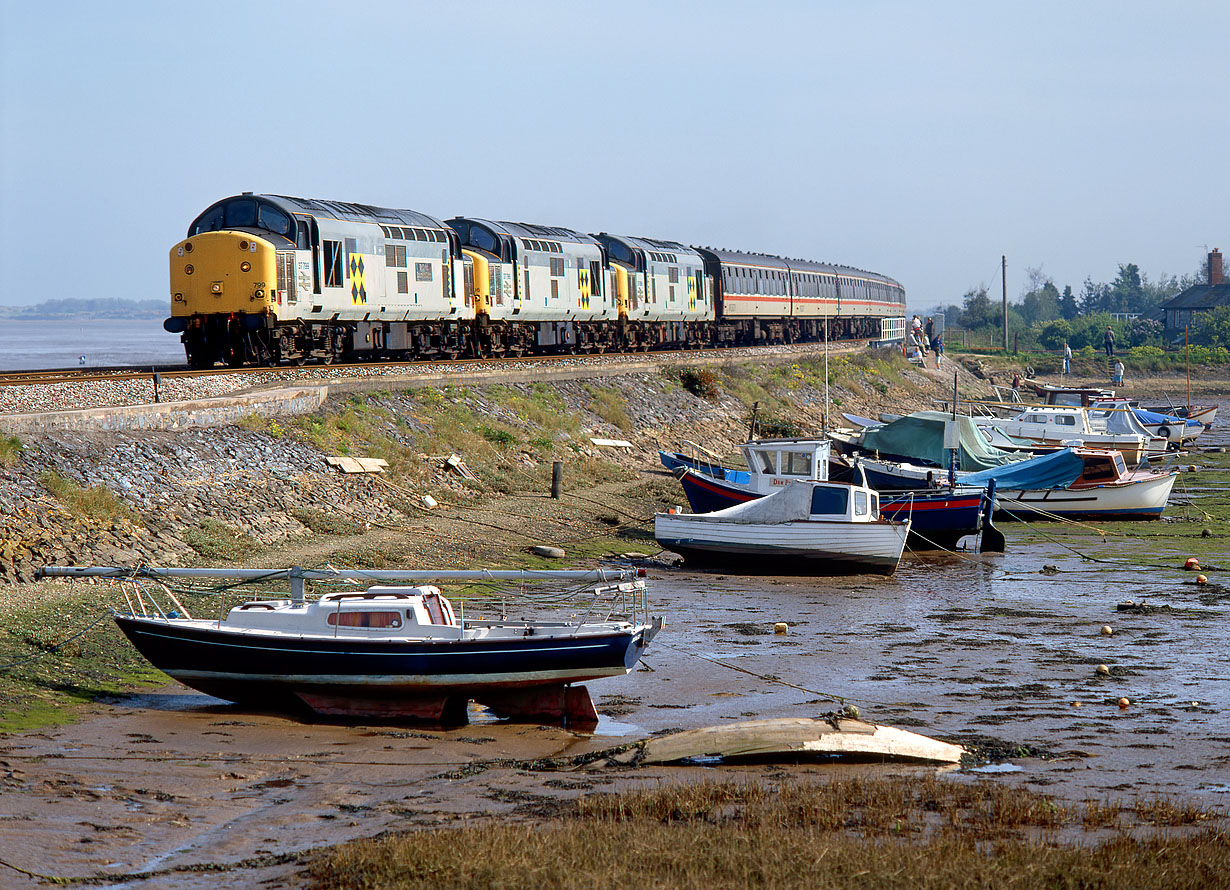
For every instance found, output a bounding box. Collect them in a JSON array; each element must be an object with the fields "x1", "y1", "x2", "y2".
[
  {"x1": 257, "y1": 203, "x2": 292, "y2": 238},
  {"x1": 224, "y1": 199, "x2": 257, "y2": 229}
]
